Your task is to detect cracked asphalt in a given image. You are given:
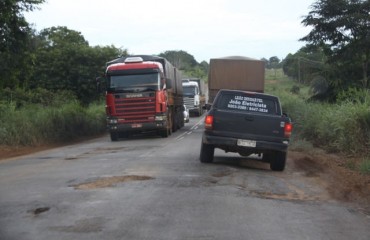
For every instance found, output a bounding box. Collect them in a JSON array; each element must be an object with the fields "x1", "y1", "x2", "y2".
[{"x1": 0, "y1": 116, "x2": 369, "y2": 240}]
